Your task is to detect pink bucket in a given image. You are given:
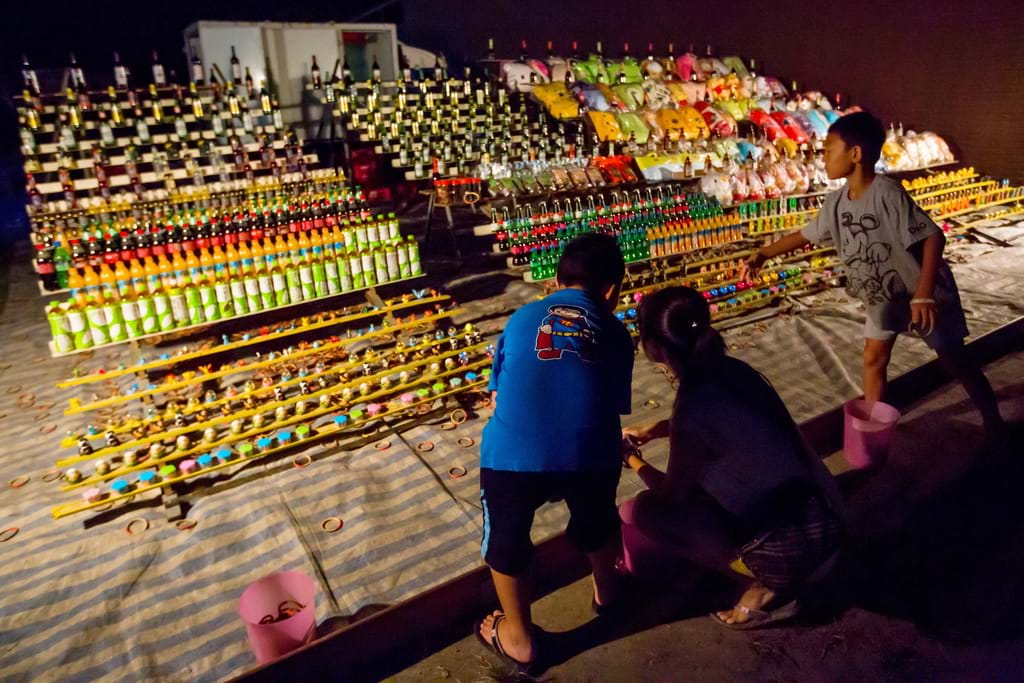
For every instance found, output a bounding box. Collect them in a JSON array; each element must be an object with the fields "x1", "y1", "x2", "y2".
[
  {"x1": 843, "y1": 399, "x2": 901, "y2": 469},
  {"x1": 238, "y1": 571, "x2": 317, "y2": 664}
]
